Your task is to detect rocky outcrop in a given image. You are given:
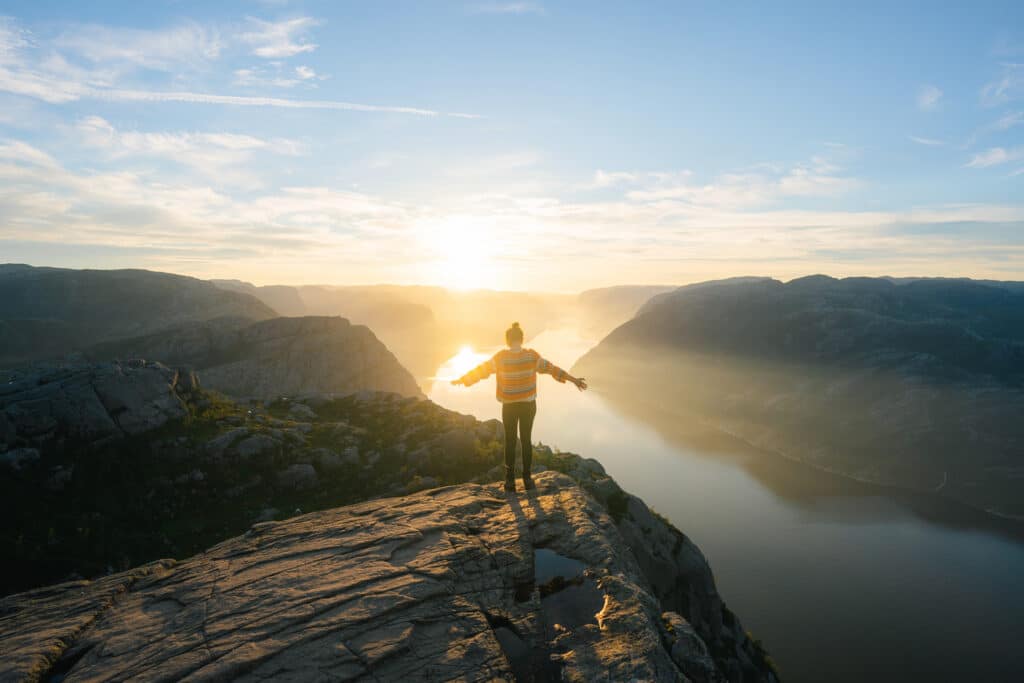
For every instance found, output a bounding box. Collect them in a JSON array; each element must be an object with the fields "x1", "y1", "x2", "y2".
[
  {"x1": 0, "y1": 360, "x2": 194, "y2": 453},
  {"x1": 87, "y1": 316, "x2": 424, "y2": 400},
  {"x1": 0, "y1": 472, "x2": 776, "y2": 682},
  {"x1": 1, "y1": 388, "x2": 778, "y2": 680},
  {"x1": 0, "y1": 264, "x2": 276, "y2": 367}
]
